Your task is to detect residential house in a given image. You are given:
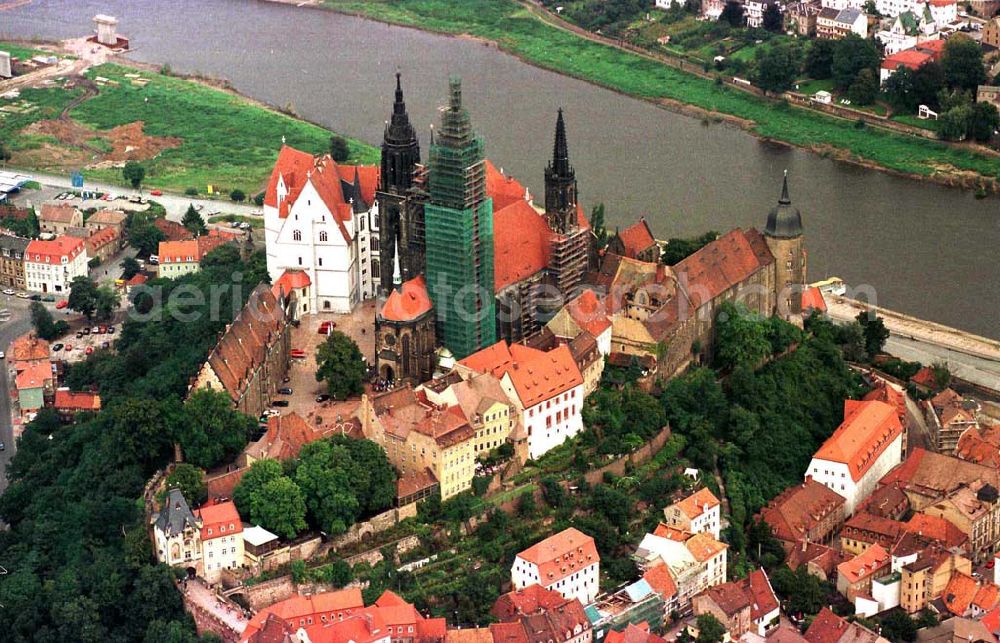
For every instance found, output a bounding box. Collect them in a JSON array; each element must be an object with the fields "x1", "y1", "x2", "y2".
[
  {"x1": 663, "y1": 488, "x2": 722, "y2": 540},
  {"x1": 804, "y1": 607, "x2": 890, "y2": 643},
  {"x1": 904, "y1": 513, "x2": 969, "y2": 551},
  {"x1": 914, "y1": 617, "x2": 996, "y2": 643},
  {"x1": 841, "y1": 512, "x2": 904, "y2": 555},
  {"x1": 421, "y1": 370, "x2": 518, "y2": 458},
  {"x1": 156, "y1": 236, "x2": 227, "y2": 278},
  {"x1": 786, "y1": 1, "x2": 821, "y2": 36},
  {"x1": 806, "y1": 399, "x2": 904, "y2": 515},
  {"x1": 691, "y1": 569, "x2": 779, "y2": 639},
  {"x1": 940, "y1": 572, "x2": 1000, "y2": 618},
  {"x1": 272, "y1": 268, "x2": 312, "y2": 318},
  {"x1": 785, "y1": 541, "x2": 849, "y2": 581},
  {"x1": 759, "y1": 478, "x2": 846, "y2": 551},
  {"x1": 857, "y1": 483, "x2": 910, "y2": 520},
  {"x1": 85, "y1": 227, "x2": 119, "y2": 263},
  {"x1": 927, "y1": 0, "x2": 957, "y2": 24},
  {"x1": 154, "y1": 217, "x2": 190, "y2": 242},
  {"x1": 909, "y1": 365, "x2": 940, "y2": 394},
  {"x1": 53, "y1": 389, "x2": 101, "y2": 421},
  {"x1": 361, "y1": 385, "x2": 476, "y2": 500},
  {"x1": 832, "y1": 7, "x2": 868, "y2": 37},
  {"x1": 546, "y1": 289, "x2": 613, "y2": 358},
  {"x1": 880, "y1": 448, "x2": 1000, "y2": 511},
  {"x1": 956, "y1": 425, "x2": 1000, "y2": 469},
  {"x1": 641, "y1": 562, "x2": 679, "y2": 627},
  {"x1": 633, "y1": 526, "x2": 728, "y2": 608},
  {"x1": 981, "y1": 85, "x2": 1000, "y2": 111},
  {"x1": 457, "y1": 340, "x2": 584, "y2": 461},
  {"x1": 13, "y1": 360, "x2": 53, "y2": 411},
  {"x1": 604, "y1": 623, "x2": 665, "y2": 643},
  {"x1": 926, "y1": 388, "x2": 980, "y2": 454},
  {"x1": 837, "y1": 544, "x2": 891, "y2": 601},
  {"x1": 152, "y1": 488, "x2": 202, "y2": 571},
  {"x1": 923, "y1": 480, "x2": 1000, "y2": 564},
  {"x1": 511, "y1": 528, "x2": 600, "y2": 606},
  {"x1": 263, "y1": 145, "x2": 380, "y2": 313},
  {"x1": 897, "y1": 545, "x2": 971, "y2": 613},
  {"x1": 39, "y1": 203, "x2": 82, "y2": 235},
  {"x1": 0, "y1": 234, "x2": 29, "y2": 289},
  {"x1": 880, "y1": 39, "x2": 947, "y2": 84},
  {"x1": 820, "y1": 0, "x2": 866, "y2": 9},
  {"x1": 242, "y1": 525, "x2": 282, "y2": 573},
  {"x1": 9, "y1": 333, "x2": 49, "y2": 363},
  {"x1": 24, "y1": 236, "x2": 88, "y2": 294},
  {"x1": 189, "y1": 285, "x2": 291, "y2": 419},
  {"x1": 489, "y1": 586, "x2": 592, "y2": 643},
  {"x1": 984, "y1": 16, "x2": 1000, "y2": 49},
  {"x1": 606, "y1": 219, "x2": 659, "y2": 263},
  {"x1": 586, "y1": 579, "x2": 666, "y2": 642},
  {"x1": 240, "y1": 589, "x2": 446, "y2": 643},
  {"x1": 877, "y1": 17, "x2": 919, "y2": 55},
  {"x1": 195, "y1": 500, "x2": 244, "y2": 582},
  {"x1": 85, "y1": 208, "x2": 127, "y2": 238},
  {"x1": 244, "y1": 411, "x2": 354, "y2": 465}
]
